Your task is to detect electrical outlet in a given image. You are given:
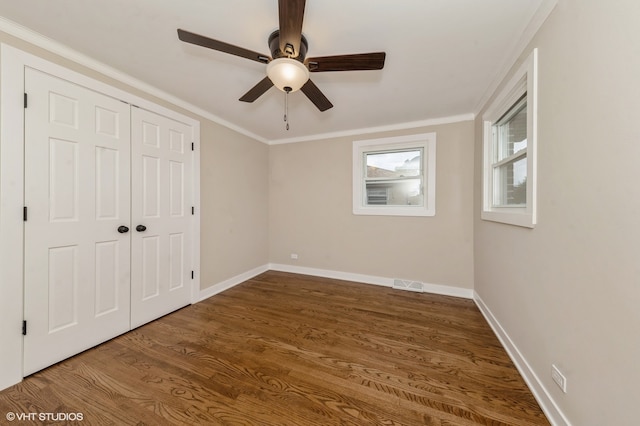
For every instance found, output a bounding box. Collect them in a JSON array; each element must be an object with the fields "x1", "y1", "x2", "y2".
[
  {"x1": 551, "y1": 364, "x2": 567, "y2": 393},
  {"x1": 290, "y1": 253, "x2": 298, "y2": 260}
]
